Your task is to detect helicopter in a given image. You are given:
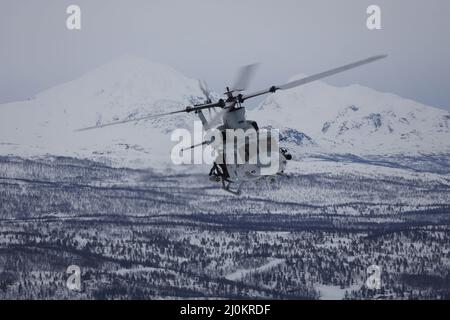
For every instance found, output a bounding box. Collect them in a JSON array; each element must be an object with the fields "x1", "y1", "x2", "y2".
[{"x1": 77, "y1": 54, "x2": 387, "y2": 194}]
